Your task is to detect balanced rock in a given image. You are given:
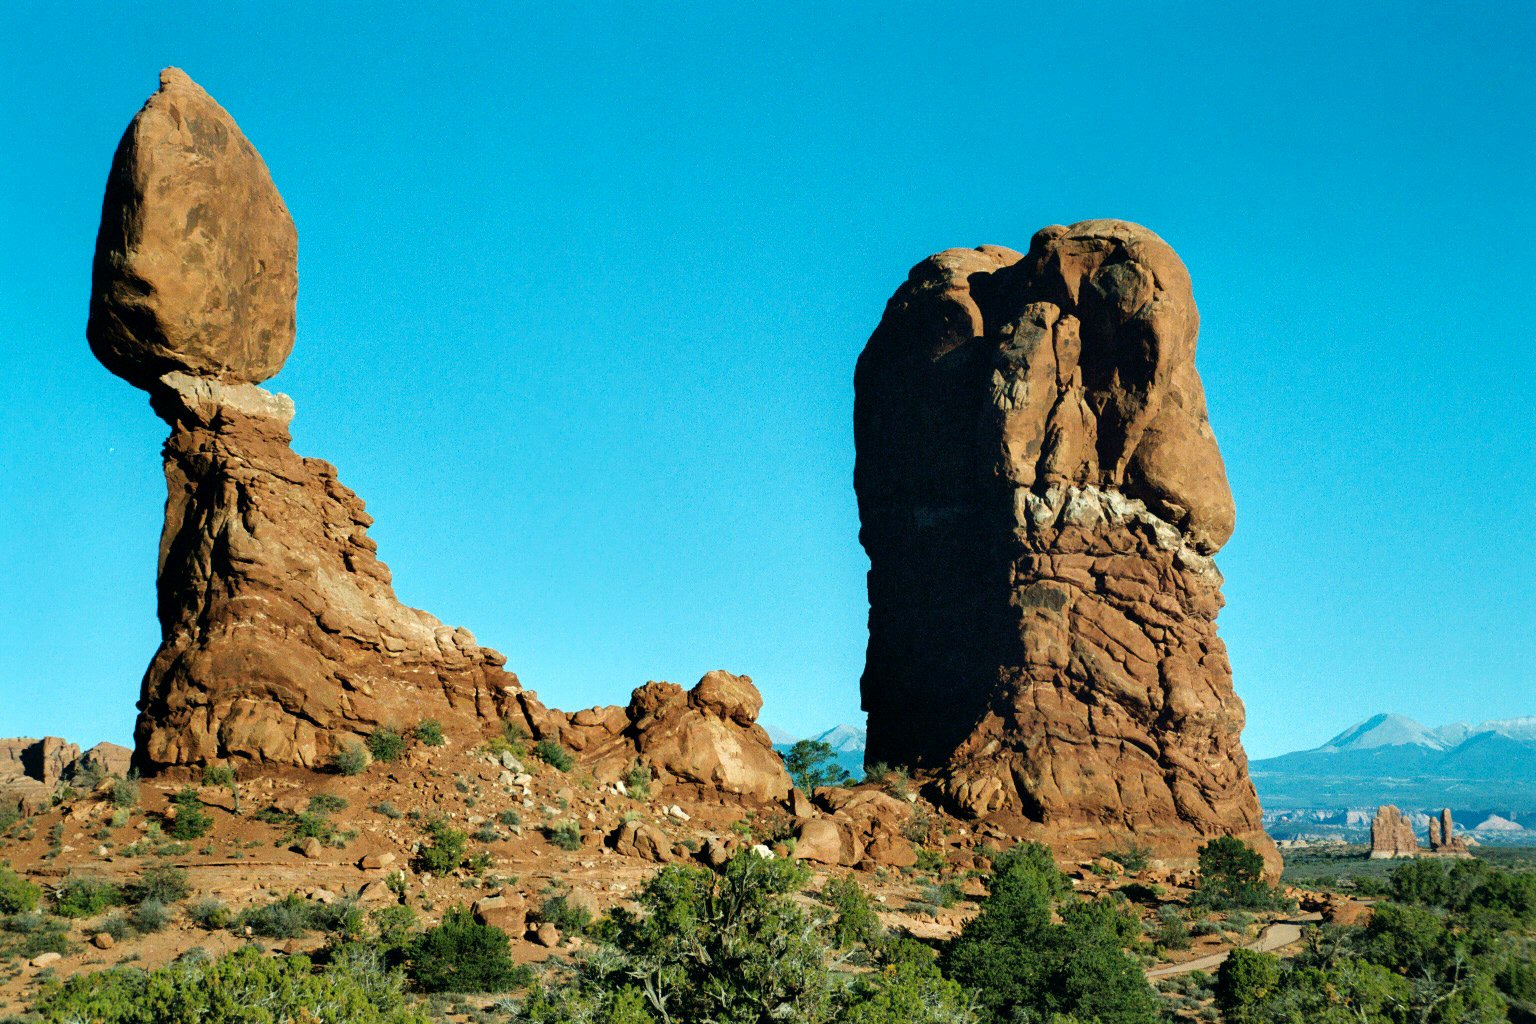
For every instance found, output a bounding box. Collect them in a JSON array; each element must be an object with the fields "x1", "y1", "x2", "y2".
[
  {"x1": 88, "y1": 68, "x2": 297, "y2": 389},
  {"x1": 855, "y1": 220, "x2": 1276, "y2": 872},
  {"x1": 88, "y1": 71, "x2": 520, "y2": 770},
  {"x1": 1369, "y1": 805, "x2": 1420, "y2": 858}
]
